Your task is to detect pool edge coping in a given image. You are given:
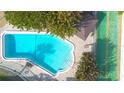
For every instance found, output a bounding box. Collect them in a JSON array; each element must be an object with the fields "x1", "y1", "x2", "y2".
[{"x1": 0, "y1": 31, "x2": 75, "y2": 78}]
